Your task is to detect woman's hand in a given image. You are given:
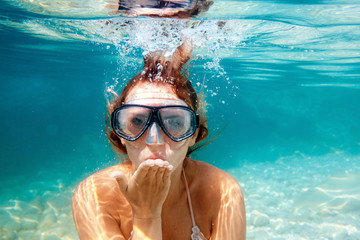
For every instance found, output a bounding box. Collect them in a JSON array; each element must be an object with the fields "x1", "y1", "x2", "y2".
[{"x1": 110, "y1": 159, "x2": 173, "y2": 219}]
